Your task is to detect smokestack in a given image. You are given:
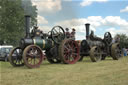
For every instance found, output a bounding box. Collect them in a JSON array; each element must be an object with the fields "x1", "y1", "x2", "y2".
[
  {"x1": 85, "y1": 23, "x2": 90, "y2": 39},
  {"x1": 25, "y1": 15, "x2": 31, "y2": 38}
]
